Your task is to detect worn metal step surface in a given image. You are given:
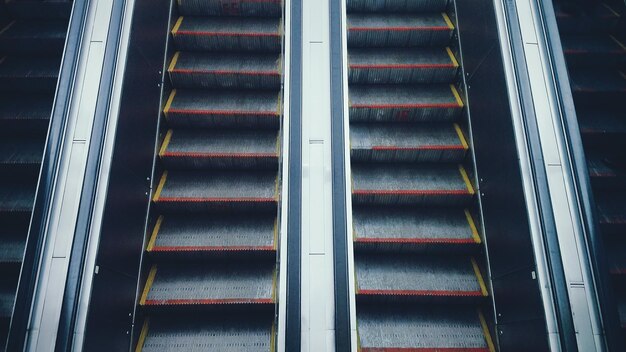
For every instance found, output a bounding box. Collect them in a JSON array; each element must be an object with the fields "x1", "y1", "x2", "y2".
[
  {"x1": 177, "y1": 0, "x2": 283, "y2": 17},
  {"x1": 357, "y1": 305, "x2": 494, "y2": 351},
  {"x1": 171, "y1": 16, "x2": 282, "y2": 52},
  {"x1": 153, "y1": 170, "x2": 278, "y2": 212},
  {"x1": 347, "y1": 13, "x2": 454, "y2": 47},
  {"x1": 0, "y1": 137, "x2": 44, "y2": 168},
  {"x1": 554, "y1": 2, "x2": 621, "y2": 34},
  {"x1": 5, "y1": 0, "x2": 73, "y2": 19},
  {"x1": 164, "y1": 89, "x2": 281, "y2": 128},
  {"x1": 137, "y1": 314, "x2": 274, "y2": 352},
  {"x1": 346, "y1": 0, "x2": 448, "y2": 13},
  {"x1": 140, "y1": 263, "x2": 275, "y2": 307},
  {"x1": 0, "y1": 228, "x2": 25, "y2": 264},
  {"x1": 146, "y1": 215, "x2": 276, "y2": 254},
  {"x1": 0, "y1": 56, "x2": 60, "y2": 92},
  {"x1": 350, "y1": 122, "x2": 467, "y2": 162},
  {"x1": 0, "y1": 180, "x2": 35, "y2": 213},
  {"x1": 570, "y1": 69, "x2": 626, "y2": 105},
  {"x1": 587, "y1": 153, "x2": 626, "y2": 189},
  {"x1": 595, "y1": 191, "x2": 626, "y2": 229},
  {"x1": 0, "y1": 93, "x2": 52, "y2": 134},
  {"x1": 348, "y1": 48, "x2": 458, "y2": 84},
  {"x1": 353, "y1": 207, "x2": 480, "y2": 251},
  {"x1": 349, "y1": 84, "x2": 463, "y2": 122},
  {"x1": 579, "y1": 109, "x2": 626, "y2": 145},
  {"x1": 0, "y1": 284, "x2": 15, "y2": 318},
  {"x1": 355, "y1": 254, "x2": 487, "y2": 299},
  {"x1": 168, "y1": 52, "x2": 282, "y2": 89},
  {"x1": 159, "y1": 129, "x2": 279, "y2": 169},
  {"x1": 562, "y1": 35, "x2": 626, "y2": 66},
  {"x1": 351, "y1": 164, "x2": 474, "y2": 205},
  {"x1": 0, "y1": 20, "x2": 67, "y2": 55}
]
